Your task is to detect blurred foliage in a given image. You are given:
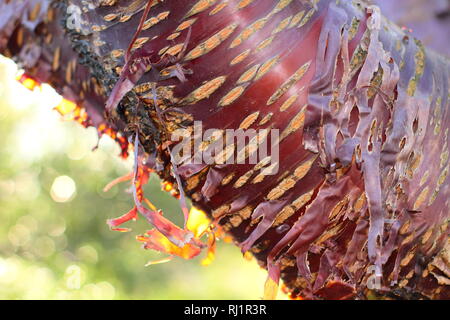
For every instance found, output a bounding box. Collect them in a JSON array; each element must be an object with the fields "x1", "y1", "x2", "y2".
[{"x1": 0, "y1": 56, "x2": 284, "y2": 300}]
